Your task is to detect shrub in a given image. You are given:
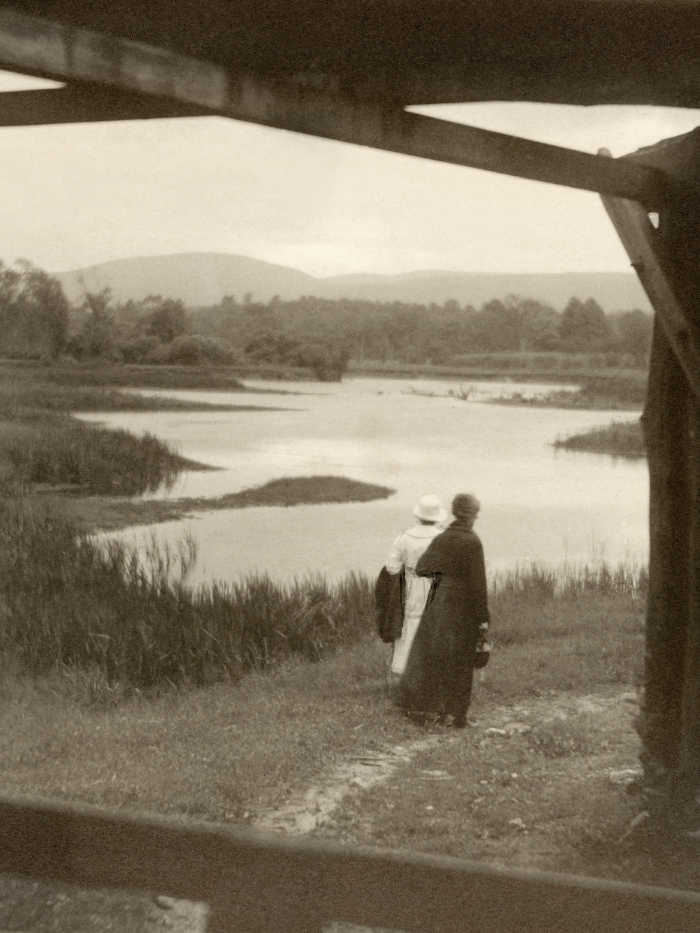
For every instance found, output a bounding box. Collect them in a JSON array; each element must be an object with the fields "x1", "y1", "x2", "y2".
[
  {"x1": 120, "y1": 335, "x2": 162, "y2": 364},
  {"x1": 163, "y1": 335, "x2": 239, "y2": 366}
]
